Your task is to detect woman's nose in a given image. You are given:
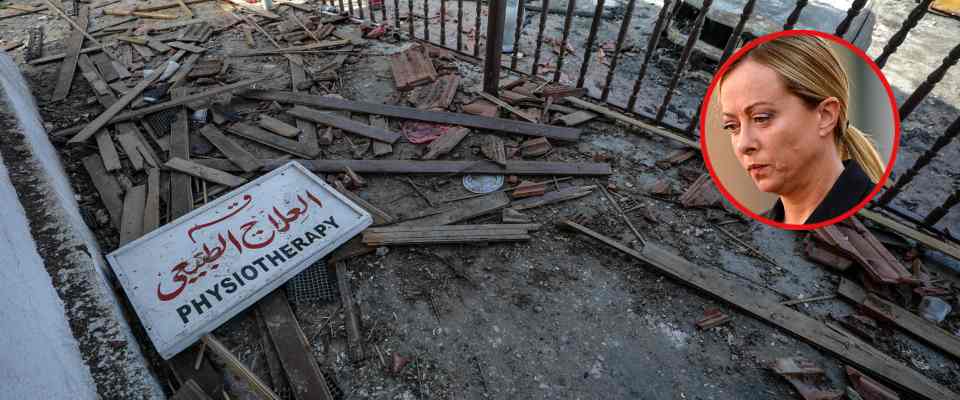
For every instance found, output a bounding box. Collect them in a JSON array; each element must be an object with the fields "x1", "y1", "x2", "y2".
[{"x1": 735, "y1": 125, "x2": 759, "y2": 156}]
